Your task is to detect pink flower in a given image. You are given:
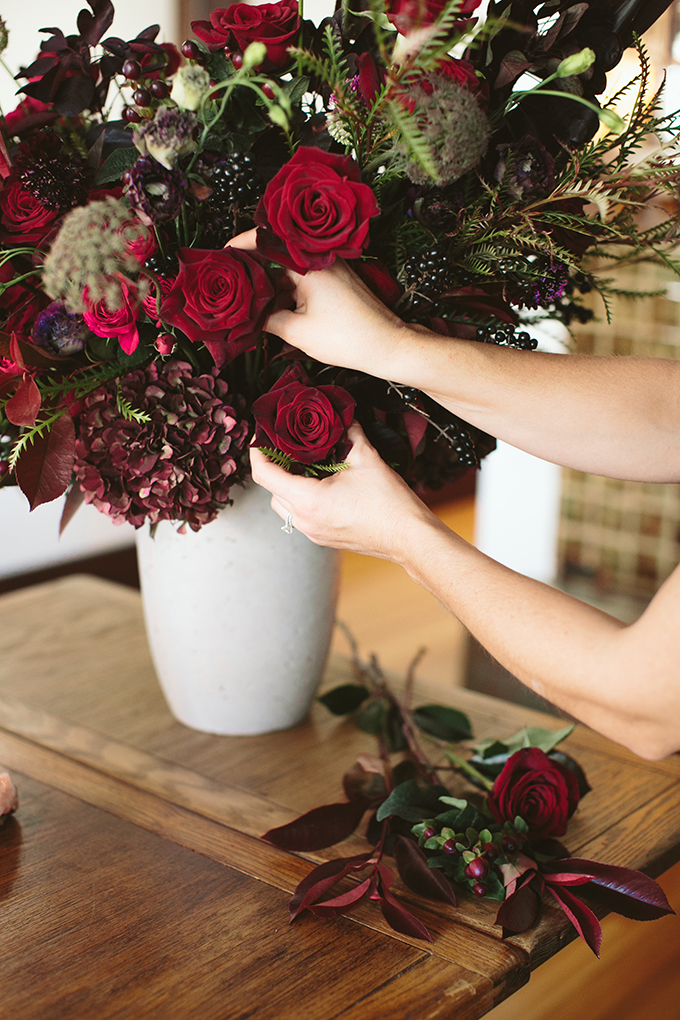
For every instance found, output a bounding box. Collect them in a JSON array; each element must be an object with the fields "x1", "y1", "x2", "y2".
[
  {"x1": 83, "y1": 278, "x2": 140, "y2": 355},
  {"x1": 120, "y1": 219, "x2": 156, "y2": 264},
  {"x1": 0, "y1": 772, "x2": 18, "y2": 817}
]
